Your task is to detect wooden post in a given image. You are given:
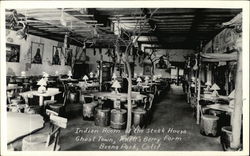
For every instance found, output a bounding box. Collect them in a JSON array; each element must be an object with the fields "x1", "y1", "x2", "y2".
[
  {"x1": 187, "y1": 69, "x2": 191, "y2": 103},
  {"x1": 225, "y1": 62, "x2": 229, "y2": 95},
  {"x1": 231, "y1": 40, "x2": 242, "y2": 149},
  {"x1": 188, "y1": 68, "x2": 193, "y2": 103},
  {"x1": 195, "y1": 70, "x2": 198, "y2": 94},
  {"x1": 99, "y1": 54, "x2": 103, "y2": 91},
  {"x1": 177, "y1": 67, "x2": 179, "y2": 85},
  {"x1": 196, "y1": 69, "x2": 201, "y2": 124},
  {"x1": 124, "y1": 52, "x2": 132, "y2": 135}
]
